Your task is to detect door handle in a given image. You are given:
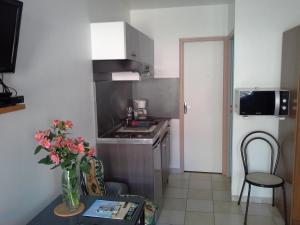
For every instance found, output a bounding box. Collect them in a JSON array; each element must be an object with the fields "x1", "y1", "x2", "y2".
[
  {"x1": 184, "y1": 102, "x2": 192, "y2": 114},
  {"x1": 184, "y1": 102, "x2": 187, "y2": 114}
]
